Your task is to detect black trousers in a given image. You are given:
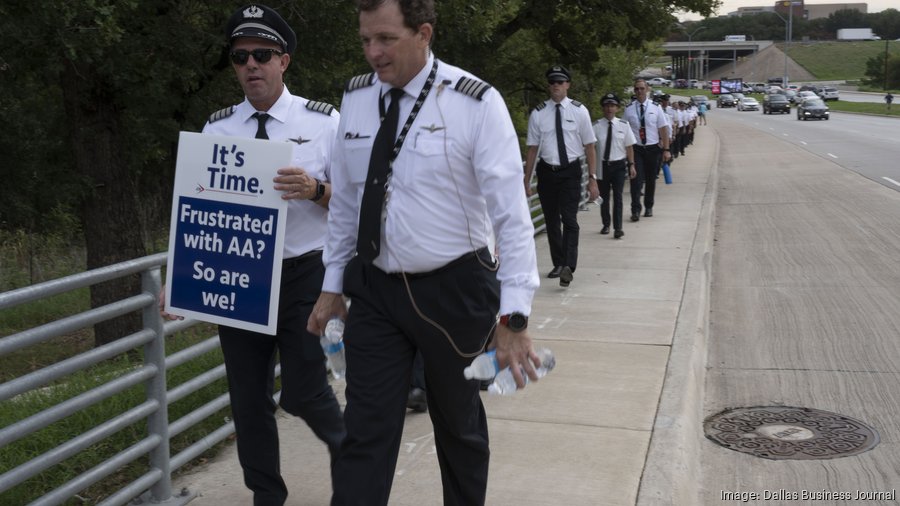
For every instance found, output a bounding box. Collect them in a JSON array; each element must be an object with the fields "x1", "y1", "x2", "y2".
[
  {"x1": 599, "y1": 161, "x2": 628, "y2": 231},
  {"x1": 332, "y1": 251, "x2": 499, "y2": 506},
  {"x1": 630, "y1": 145, "x2": 662, "y2": 214},
  {"x1": 537, "y1": 159, "x2": 582, "y2": 270},
  {"x1": 219, "y1": 252, "x2": 345, "y2": 506}
]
